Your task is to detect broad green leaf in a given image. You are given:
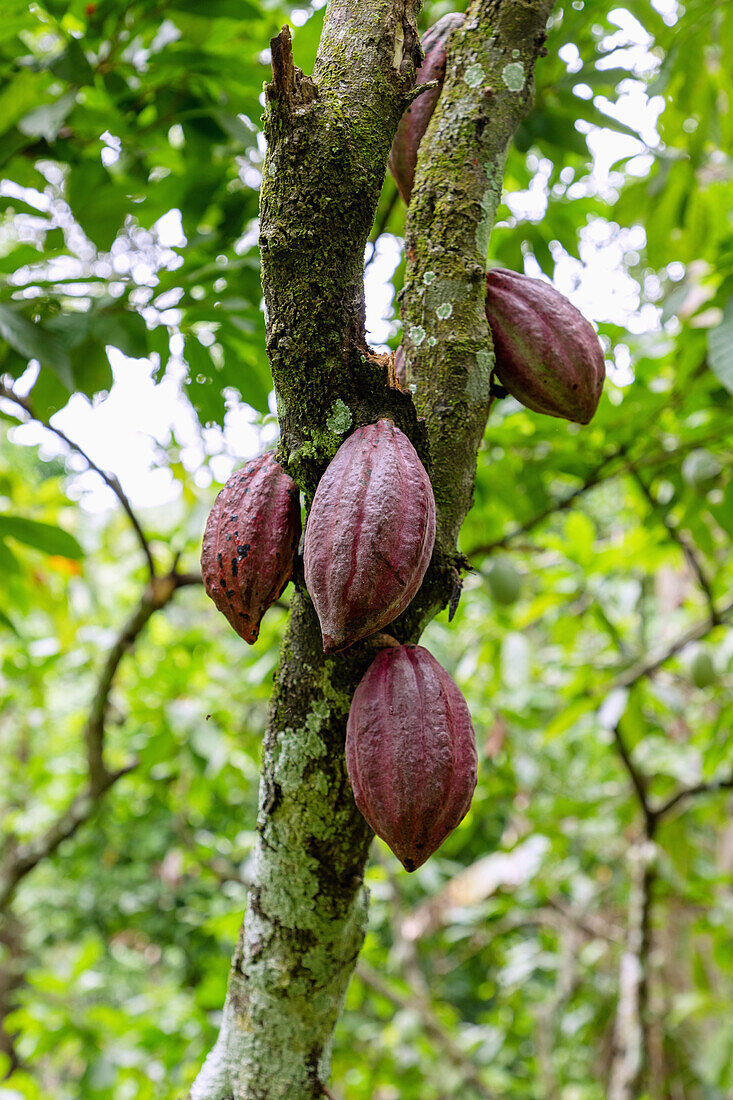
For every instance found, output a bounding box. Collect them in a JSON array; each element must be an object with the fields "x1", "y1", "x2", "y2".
[
  {"x1": 0, "y1": 515, "x2": 83, "y2": 559},
  {"x1": 707, "y1": 296, "x2": 733, "y2": 393}
]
